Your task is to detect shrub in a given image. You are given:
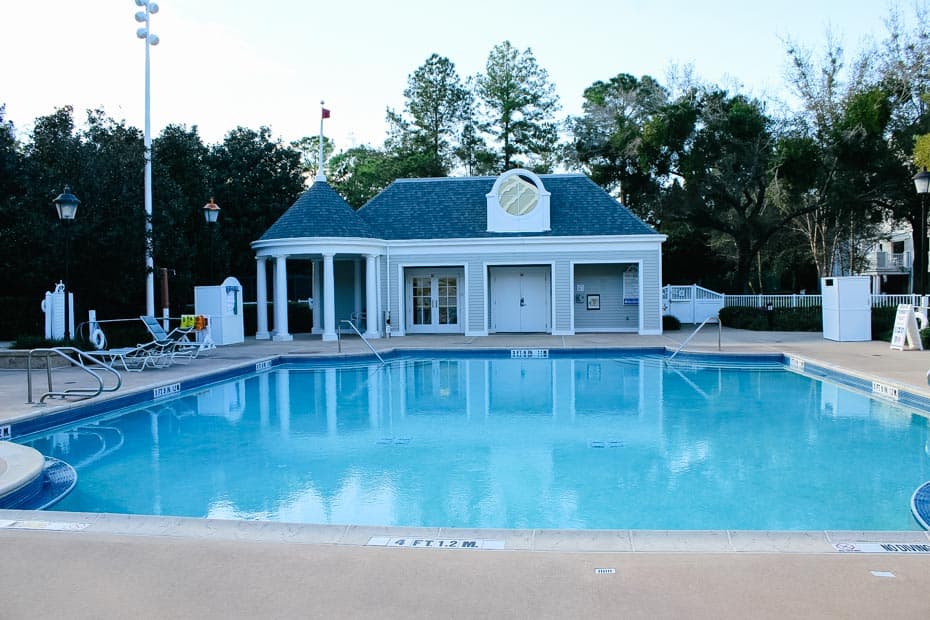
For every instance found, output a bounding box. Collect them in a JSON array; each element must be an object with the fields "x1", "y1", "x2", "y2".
[
  {"x1": 662, "y1": 314, "x2": 681, "y2": 331},
  {"x1": 769, "y1": 307, "x2": 822, "y2": 331},
  {"x1": 718, "y1": 306, "x2": 770, "y2": 330},
  {"x1": 871, "y1": 305, "x2": 898, "y2": 342},
  {"x1": 922, "y1": 327, "x2": 930, "y2": 350}
]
